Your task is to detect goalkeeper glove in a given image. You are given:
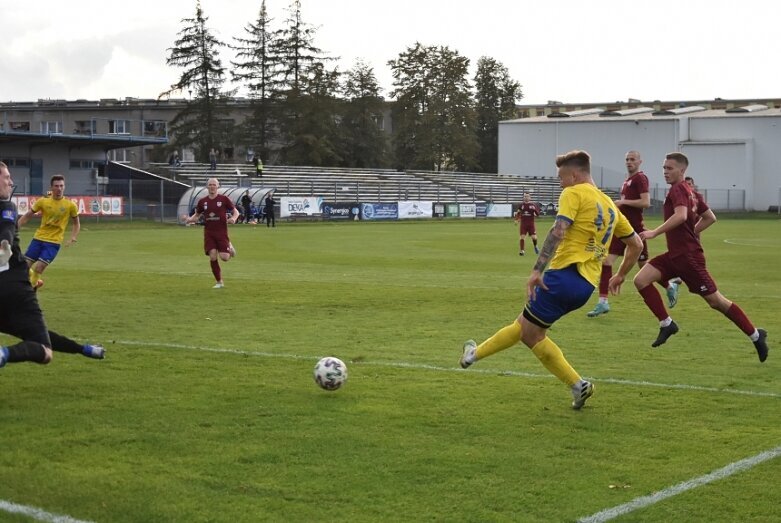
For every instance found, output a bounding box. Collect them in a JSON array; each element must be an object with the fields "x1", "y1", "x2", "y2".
[{"x1": 0, "y1": 239, "x2": 12, "y2": 265}]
